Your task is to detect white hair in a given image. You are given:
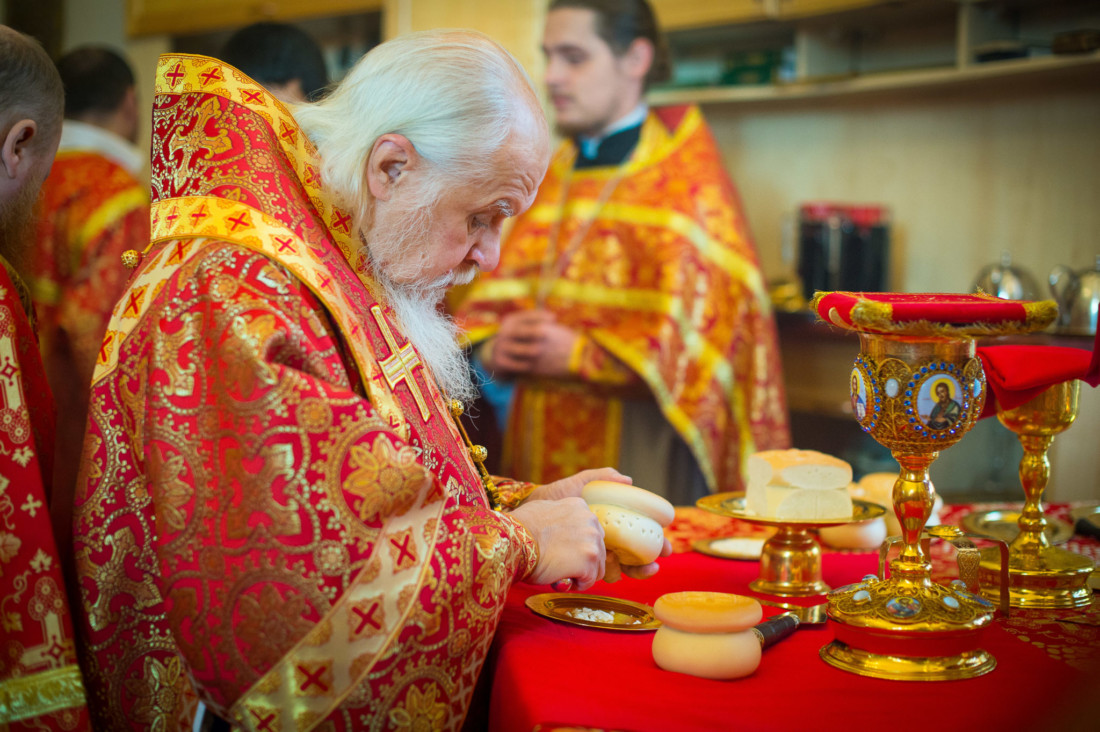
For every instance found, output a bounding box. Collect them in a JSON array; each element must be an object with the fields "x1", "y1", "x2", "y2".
[{"x1": 293, "y1": 28, "x2": 544, "y2": 231}]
